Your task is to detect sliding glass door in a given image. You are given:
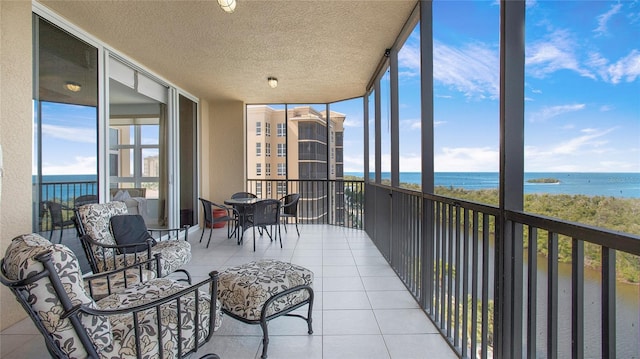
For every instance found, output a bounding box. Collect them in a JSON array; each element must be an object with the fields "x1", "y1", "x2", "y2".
[{"x1": 108, "y1": 56, "x2": 169, "y2": 228}]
